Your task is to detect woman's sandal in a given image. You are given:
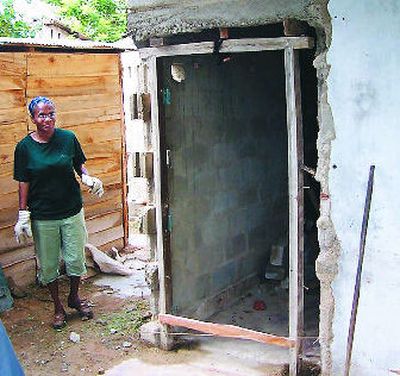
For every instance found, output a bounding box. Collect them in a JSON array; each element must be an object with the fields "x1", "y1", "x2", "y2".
[
  {"x1": 53, "y1": 311, "x2": 67, "y2": 329},
  {"x1": 68, "y1": 299, "x2": 94, "y2": 320}
]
